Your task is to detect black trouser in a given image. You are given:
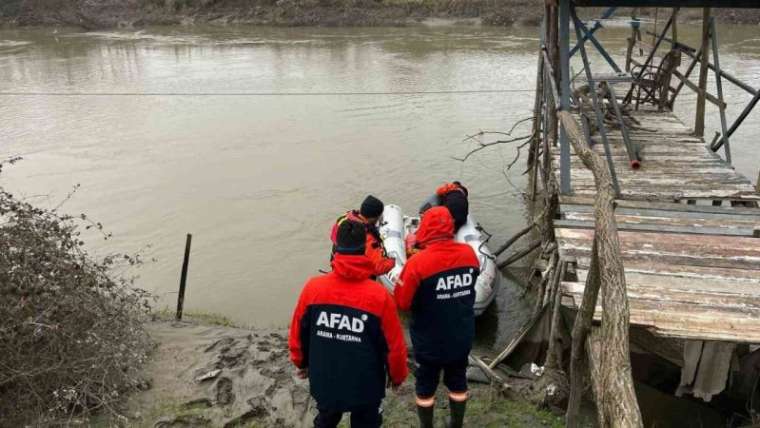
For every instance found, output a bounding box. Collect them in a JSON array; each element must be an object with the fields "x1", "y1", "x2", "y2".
[
  {"x1": 314, "y1": 403, "x2": 383, "y2": 428},
  {"x1": 415, "y1": 357, "x2": 469, "y2": 398}
]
